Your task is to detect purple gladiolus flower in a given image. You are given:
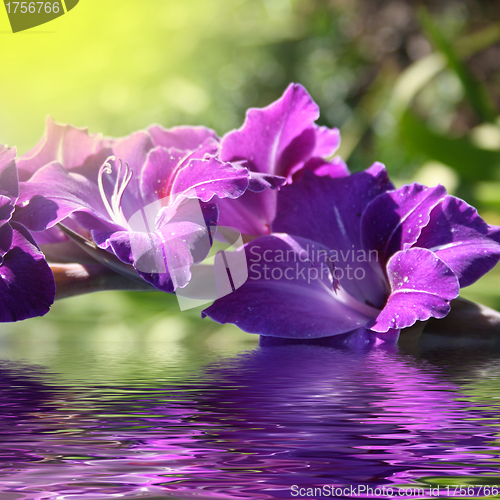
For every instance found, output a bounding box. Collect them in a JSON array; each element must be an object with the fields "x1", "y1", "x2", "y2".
[
  {"x1": 216, "y1": 83, "x2": 349, "y2": 237},
  {"x1": 14, "y1": 118, "x2": 261, "y2": 292},
  {"x1": 203, "y1": 163, "x2": 500, "y2": 347},
  {"x1": 0, "y1": 146, "x2": 55, "y2": 321}
]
